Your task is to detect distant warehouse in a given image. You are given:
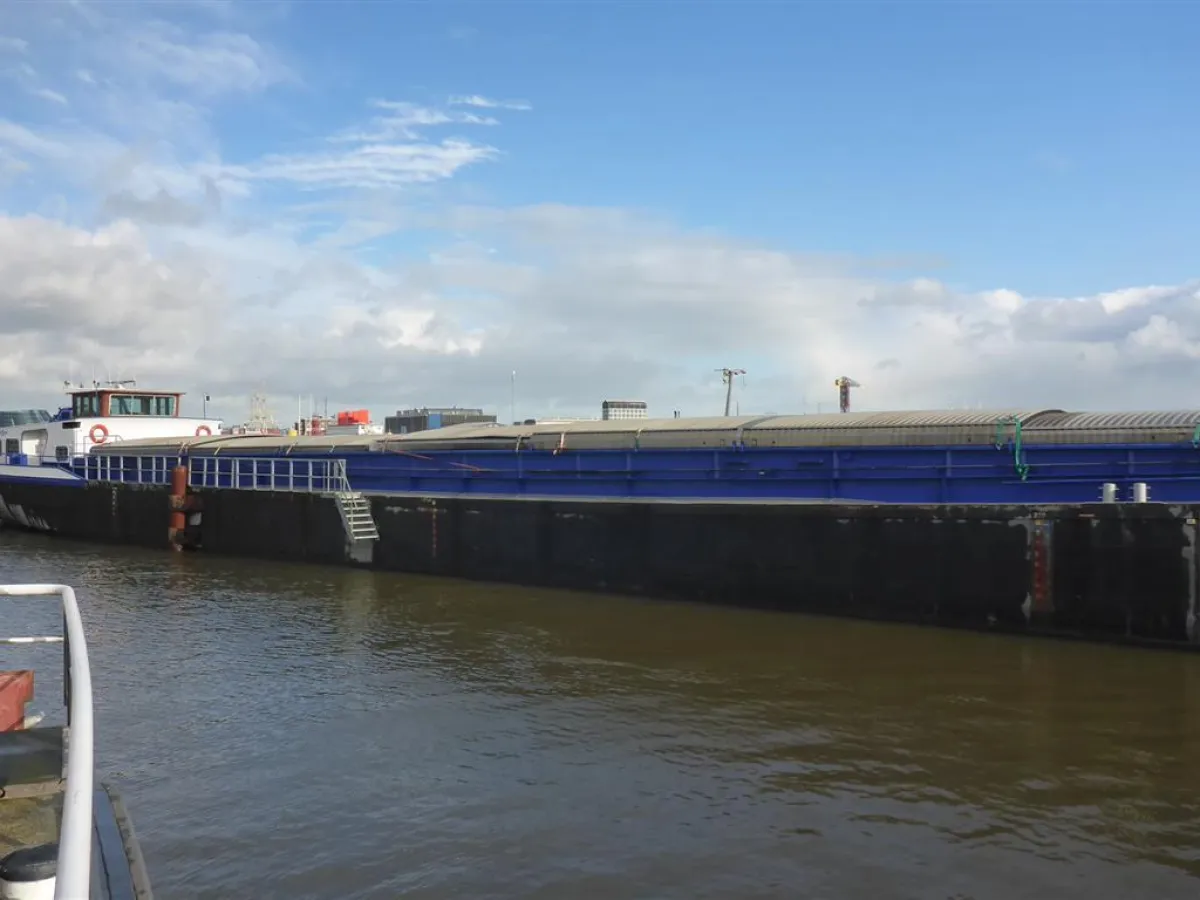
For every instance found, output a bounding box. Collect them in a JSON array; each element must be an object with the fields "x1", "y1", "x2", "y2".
[{"x1": 384, "y1": 407, "x2": 497, "y2": 435}]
